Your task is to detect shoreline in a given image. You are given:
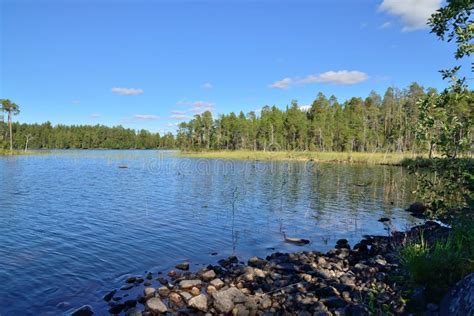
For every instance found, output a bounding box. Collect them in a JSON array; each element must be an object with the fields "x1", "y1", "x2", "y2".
[
  {"x1": 178, "y1": 150, "x2": 424, "y2": 166},
  {"x1": 75, "y1": 221, "x2": 454, "y2": 316}
]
